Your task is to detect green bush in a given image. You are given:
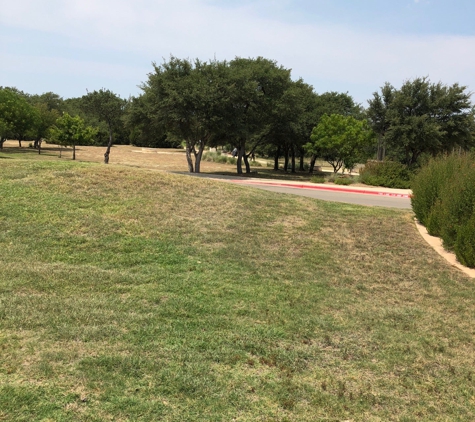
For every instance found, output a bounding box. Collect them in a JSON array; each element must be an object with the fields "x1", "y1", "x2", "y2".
[
  {"x1": 455, "y1": 214, "x2": 475, "y2": 268},
  {"x1": 425, "y1": 199, "x2": 445, "y2": 237},
  {"x1": 411, "y1": 154, "x2": 464, "y2": 227},
  {"x1": 411, "y1": 152, "x2": 475, "y2": 268},
  {"x1": 334, "y1": 177, "x2": 355, "y2": 185},
  {"x1": 203, "y1": 152, "x2": 229, "y2": 164},
  {"x1": 438, "y1": 159, "x2": 475, "y2": 250},
  {"x1": 310, "y1": 176, "x2": 325, "y2": 184},
  {"x1": 359, "y1": 160, "x2": 412, "y2": 189}
]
